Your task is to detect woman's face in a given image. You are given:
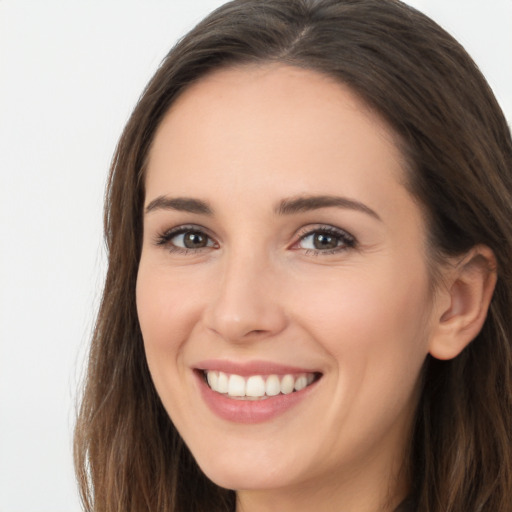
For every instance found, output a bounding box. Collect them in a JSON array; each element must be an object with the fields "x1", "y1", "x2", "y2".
[{"x1": 137, "y1": 65, "x2": 438, "y2": 505}]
